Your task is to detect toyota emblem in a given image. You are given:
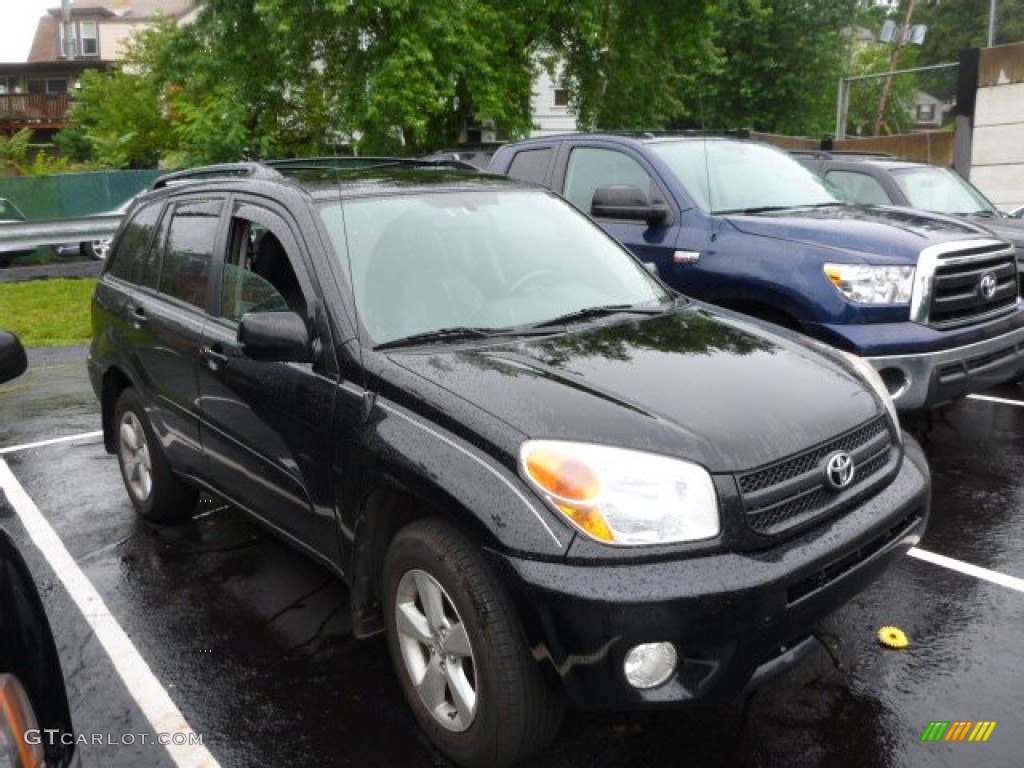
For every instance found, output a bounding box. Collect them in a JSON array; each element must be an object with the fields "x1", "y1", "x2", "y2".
[
  {"x1": 823, "y1": 451, "x2": 855, "y2": 490},
  {"x1": 978, "y1": 272, "x2": 998, "y2": 300}
]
